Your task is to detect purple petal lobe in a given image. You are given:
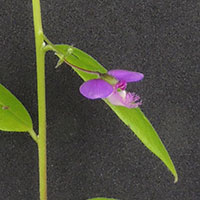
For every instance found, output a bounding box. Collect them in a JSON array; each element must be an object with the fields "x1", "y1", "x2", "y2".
[
  {"x1": 80, "y1": 79, "x2": 113, "y2": 99},
  {"x1": 107, "y1": 90, "x2": 142, "y2": 108},
  {"x1": 108, "y1": 69, "x2": 144, "y2": 82}
]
